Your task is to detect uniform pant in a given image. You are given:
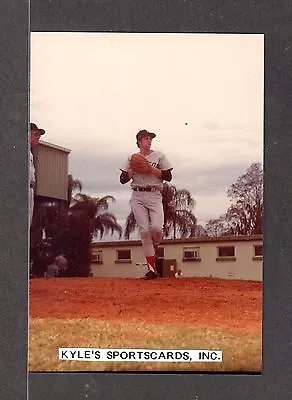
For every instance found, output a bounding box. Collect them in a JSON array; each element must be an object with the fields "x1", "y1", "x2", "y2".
[
  {"x1": 29, "y1": 188, "x2": 34, "y2": 228},
  {"x1": 130, "y1": 191, "x2": 164, "y2": 257}
]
